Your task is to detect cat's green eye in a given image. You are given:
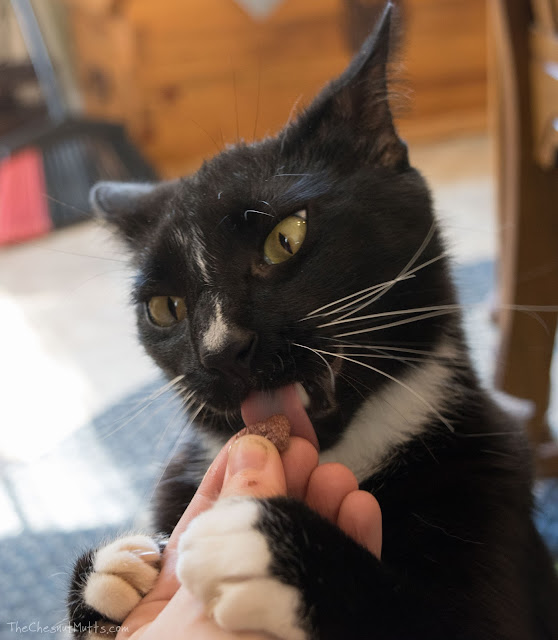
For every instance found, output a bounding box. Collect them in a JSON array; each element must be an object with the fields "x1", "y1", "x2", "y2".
[
  {"x1": 264, "y1": 210, "x2": 307, "y2": 265},
  {"x1": 147, "y1": 296, "x2": 187, "y2": 327}
]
